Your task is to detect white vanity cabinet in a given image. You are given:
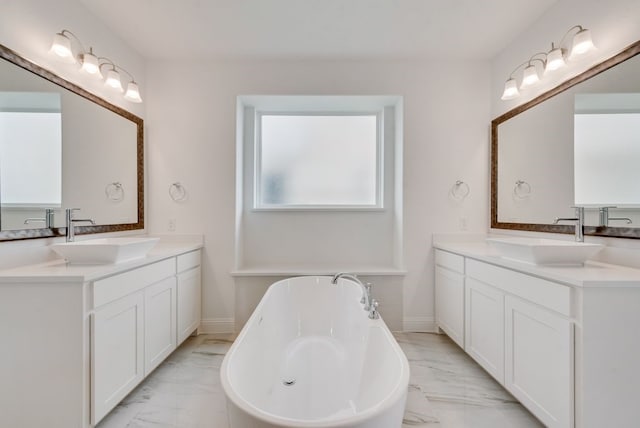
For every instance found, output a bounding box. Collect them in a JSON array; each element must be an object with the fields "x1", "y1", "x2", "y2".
[
  {"x1": 91, "y1": 258, "x2": 179, "y2": 424},
  {"x1": 434, "y1": 248, "x2": 574, "y2": 428},
  {"x1": 0, "y1": 241, "x2": 203, "y2": 428},
  {"x1": 92, "y1": 290, "x2": 145, "y2": 424},
  {"x1": 434, "y1": 250, "x2": 465, "y2": 347},
  {"x1": 176, "y1": 250, "x2": 202, "y2": 344},
  {"x1": 504, "y1": 294, "x2": 573, "y2": 428},
  {"x1": 465, "y1": 258, "x2": 573, "y2": 428},
  {"x1": 464, "y1": 277, "x2": 504, "y2": 383}
]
